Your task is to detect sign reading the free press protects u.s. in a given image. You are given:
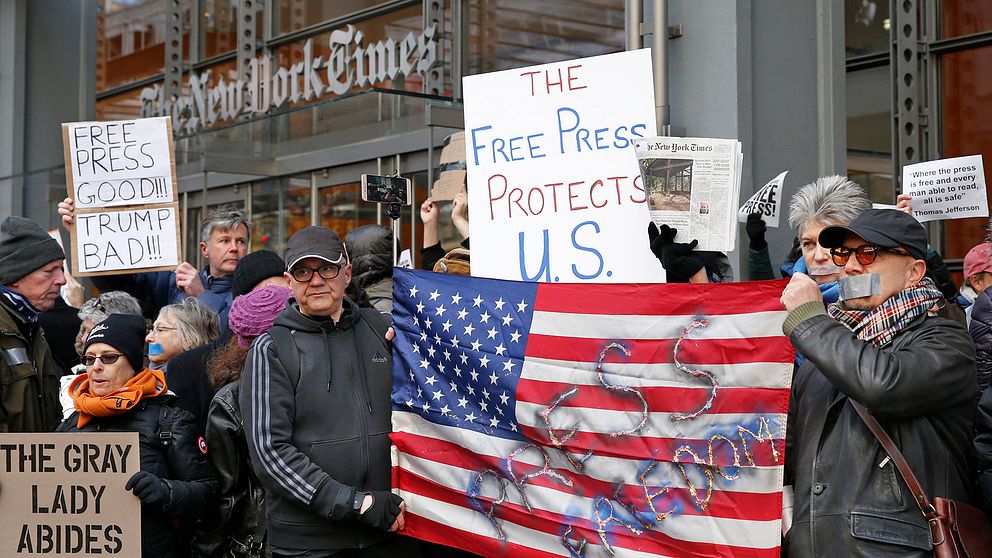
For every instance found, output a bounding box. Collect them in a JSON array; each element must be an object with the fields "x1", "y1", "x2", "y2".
[
  {"x1": 61, "y1": 116, "x2": 181, "y2": 277},
  {"x1": 0, "y1": 432, "x2": 141, "y2": 557},
  {"x1": 463, "y1": 49, "x2": 664, "y2": 283}
]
